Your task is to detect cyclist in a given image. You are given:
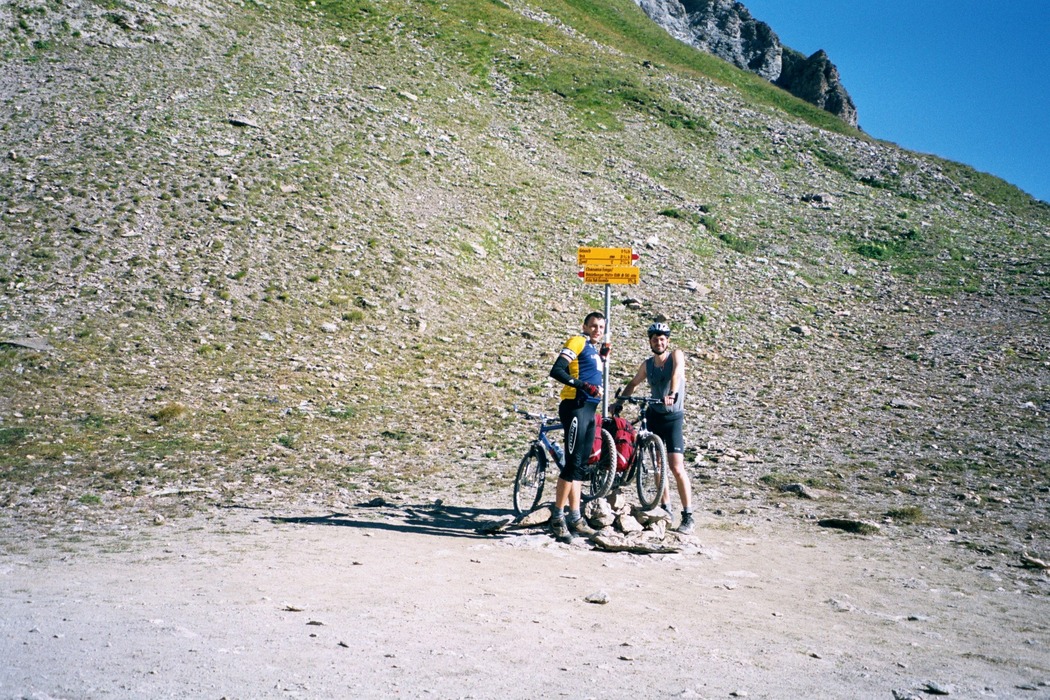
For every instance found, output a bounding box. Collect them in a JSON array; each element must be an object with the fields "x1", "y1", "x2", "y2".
[
  {"x1": 547, "y1": 311, "x2": 607, "y2": 542},
  {"x1": 613, "y1": 321, "x2": 695, "y2": 534}
]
